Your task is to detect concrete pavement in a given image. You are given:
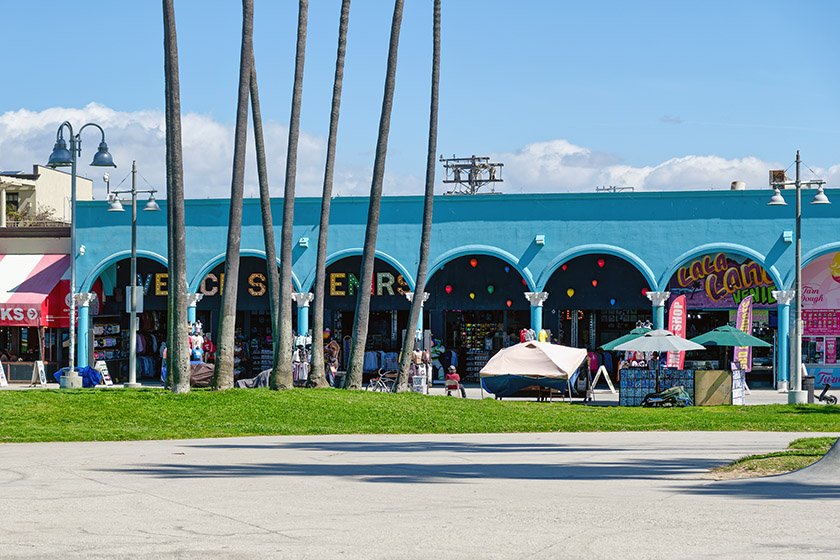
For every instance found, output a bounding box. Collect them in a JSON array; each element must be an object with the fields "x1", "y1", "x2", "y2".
[{"x1": 2, "y1": 431, "x2": 839, "y2": 559}]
